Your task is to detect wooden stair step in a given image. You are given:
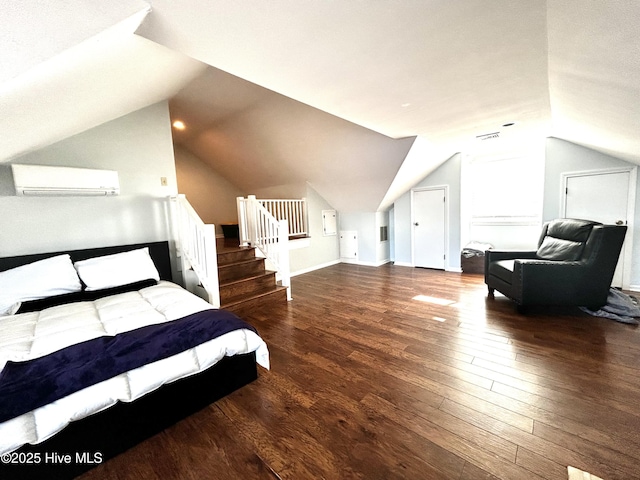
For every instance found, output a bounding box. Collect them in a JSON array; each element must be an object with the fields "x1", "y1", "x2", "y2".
[
  {"x1": 219, "y1": 271, "x2": 278, "y2": 303},
  {"x1": 217, "y1": 247, "x2": 257, "y2": 266},
  {"x1": 221, "y1": 285, "x2": 288, "y2": 316},
  {"x1": 215, "y1": 238, "x2": 287, "y2": 314},
  {"x1": 217, "y1": 257, "x2": 266, "y2": 282}
]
